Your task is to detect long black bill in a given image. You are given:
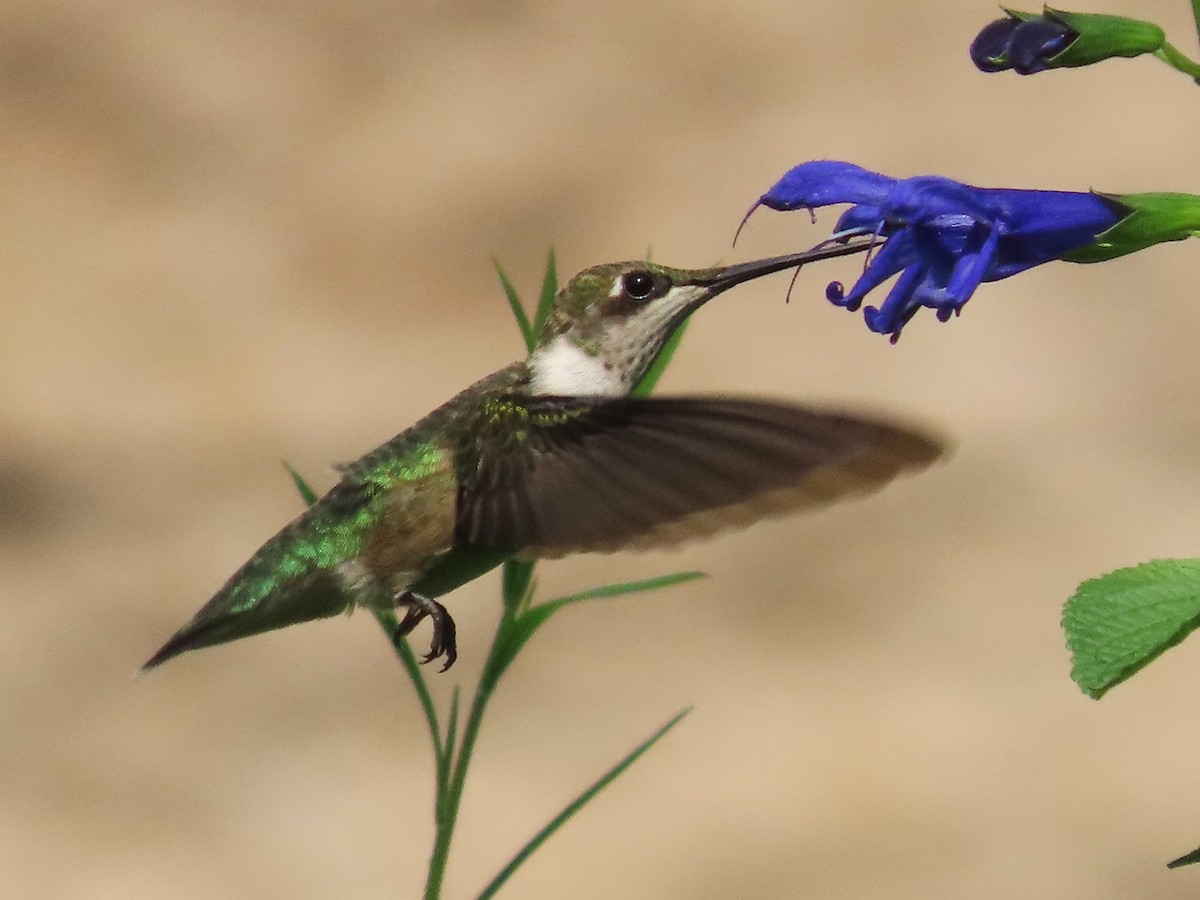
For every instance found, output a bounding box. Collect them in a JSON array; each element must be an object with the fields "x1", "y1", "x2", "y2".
[{"x1": 698, "y1": 240, "x2": 874, "y2": 298}]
